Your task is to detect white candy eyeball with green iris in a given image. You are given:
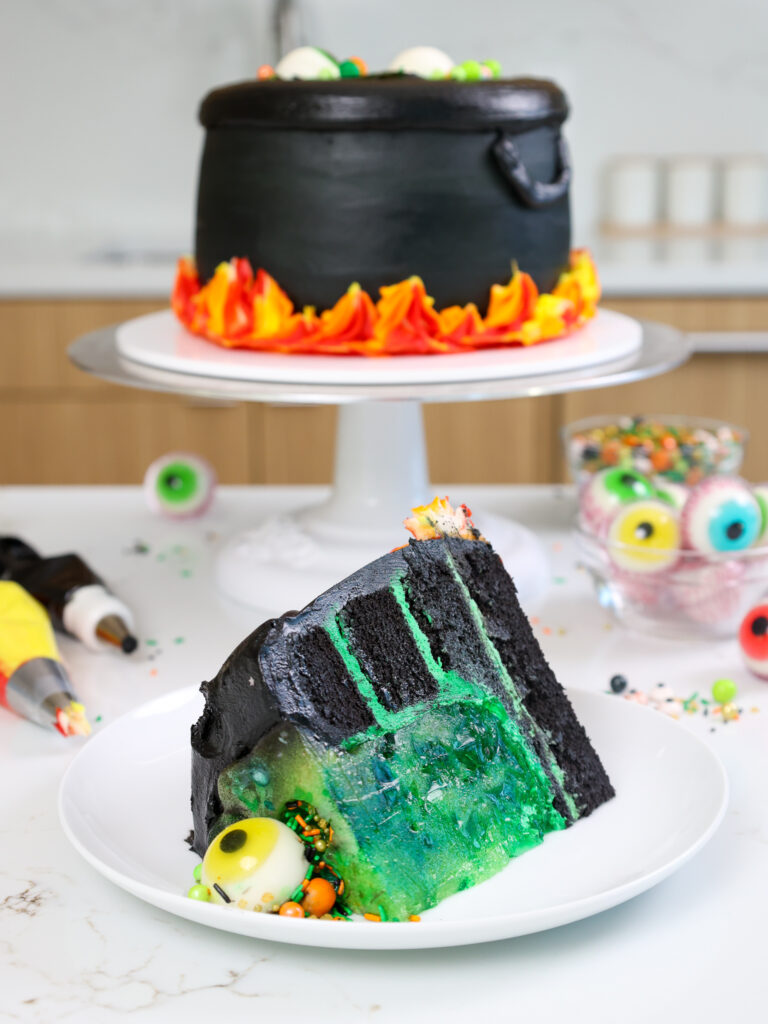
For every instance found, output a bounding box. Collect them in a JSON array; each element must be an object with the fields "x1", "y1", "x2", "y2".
[
  {"x1": 607, "y1": 500, "x2": 681, "y2": 574},
  {"x1": 143, "y1": 452, "x2": 216, "y2": 519},
  {"x1": 653, "y1": 478, "x2": 689, "y2": 510},
  {"x1": 681, "y1": 476, "x2": 761, "y2": 554},
  {"x1": 752, "y1": 483, "x2": 768, "y2": 543},
  {"x1": 579, "y1": 467, "x2": 656, "y2": 537},
  {"x1": 275, "y1": 46, "x2": 341, "y2": 81},
  {"x1": 388, "y1": 46, "x2": 454, "y2": 78},
  {"x1": 201, "y1": 818, "x2": 307, "y2": 911}
]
